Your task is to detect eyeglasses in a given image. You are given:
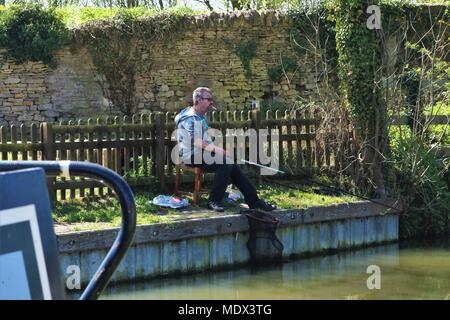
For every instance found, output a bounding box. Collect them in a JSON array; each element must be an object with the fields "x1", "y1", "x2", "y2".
[{"x1": 201, "y1": 97, "x2": 213, "y2": 101}]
